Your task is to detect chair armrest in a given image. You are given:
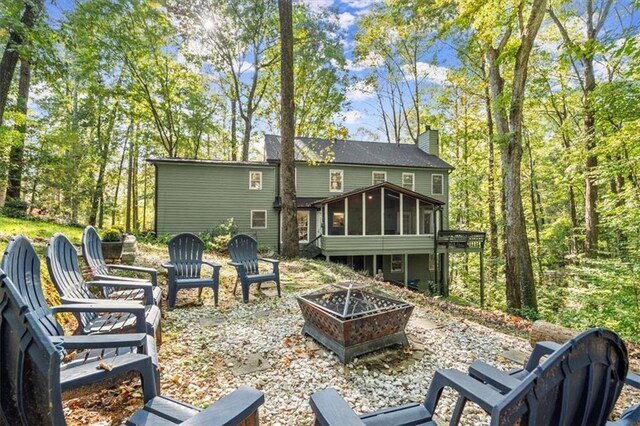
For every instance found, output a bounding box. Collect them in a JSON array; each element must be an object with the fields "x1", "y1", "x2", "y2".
[
  {"x1": 627, "y1": 371, "x2": 640, "y2": 388},
  {"x1": 468, "y1": 360, "x2": 523, "y2": 393},
  {"x1": 201, "y1": 260, "x2": 222, "y2": 268},
  {"x1": 161, "y1": 262, "x2": 175, "y2": 270},
  {"x1": 88, "y1": 280, "x2": 153, "y2": 305},
  {"x1": 107, "y1": 264, "x2": 158, "y2": 286},
  {"x1": 228, "y1": 261, "x2": 243, "y2": 267},
  {"x1": 51, "y1": 303, "x2": 147, "y2": 333},
  {"x1": 424, "y1": 368, "x2": 504, "y2": 414},
  {"x1": 259, "y1": 257, "x2": 279, "y2": 264},
  {"x1": 50, "y1": 333, "x2": 148, "y2": 350},
  {"x1": 182, "y1": 386, "x2": 265, "y2": 426},
  {"x1": 309, "y1": 388, "x2": 366, "y2": 426},
  {"x1": 523, "y1": 341, "x2": 561, "y2": 371}
]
